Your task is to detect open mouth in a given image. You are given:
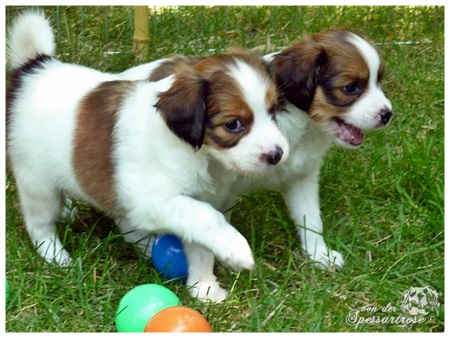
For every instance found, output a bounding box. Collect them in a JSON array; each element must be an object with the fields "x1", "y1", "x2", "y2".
[{"x1": 334, "y1": 118, "x2": 364, "y2": 146}]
